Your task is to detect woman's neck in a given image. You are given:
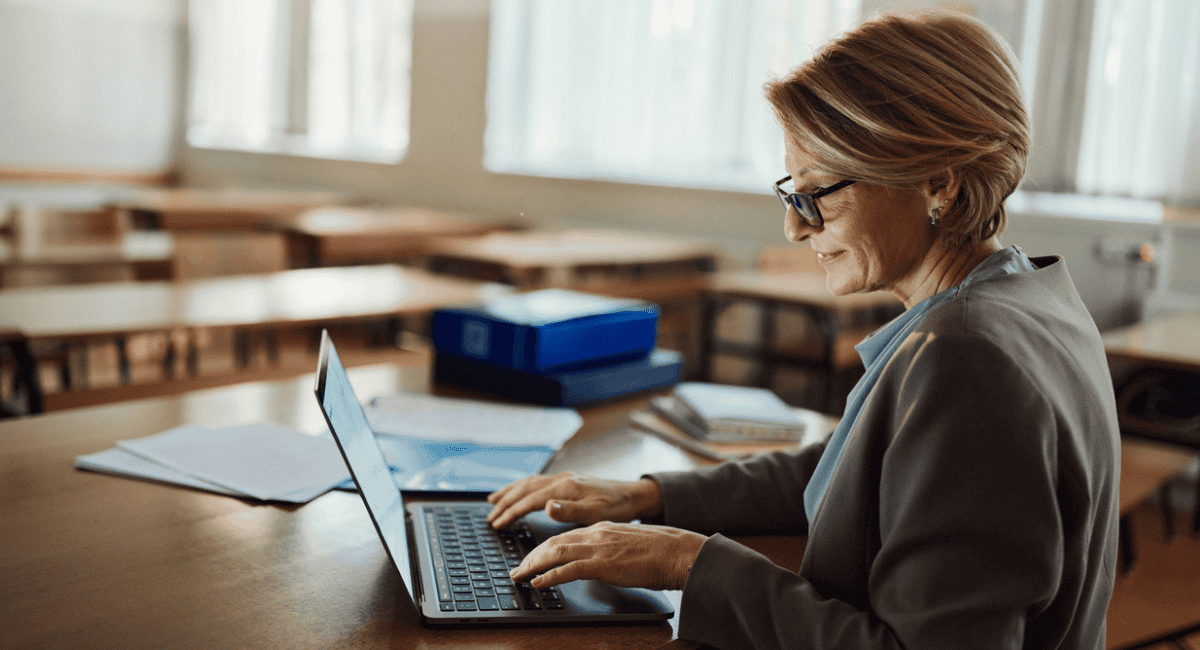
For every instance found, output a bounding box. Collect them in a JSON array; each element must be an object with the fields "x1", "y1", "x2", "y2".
[{"x1": 890, "y1": 237, "x2": 1004, "y2": 309}]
